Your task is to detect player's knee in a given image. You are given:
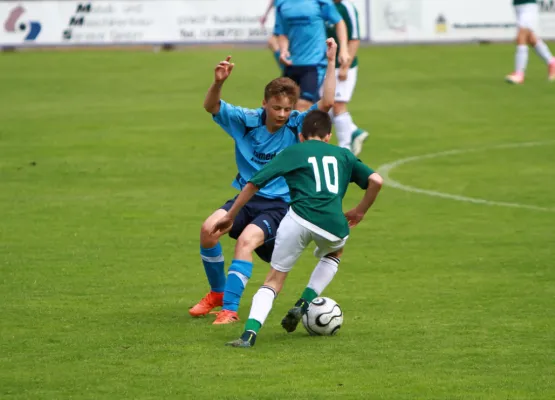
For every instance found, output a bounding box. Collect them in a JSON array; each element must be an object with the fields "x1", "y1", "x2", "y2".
[
  {"x1": 517, "y1": 28, "x2": 528, "y2": 44},
  {"x1": 235, "y1": 234, "x2": 261, "y2": 253},
  {"x1": 528, "y1": 32, "x2": 538, "y2": 46},
  {"x1": 326, "y1": 248, "x2": 343, "y2": 259},
  {"x1": 200, "y1": 219, "x2": 220, "y2": 243},
  {"x1": 333, "y1": 102, "x2": 348, "y2": 116}
]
